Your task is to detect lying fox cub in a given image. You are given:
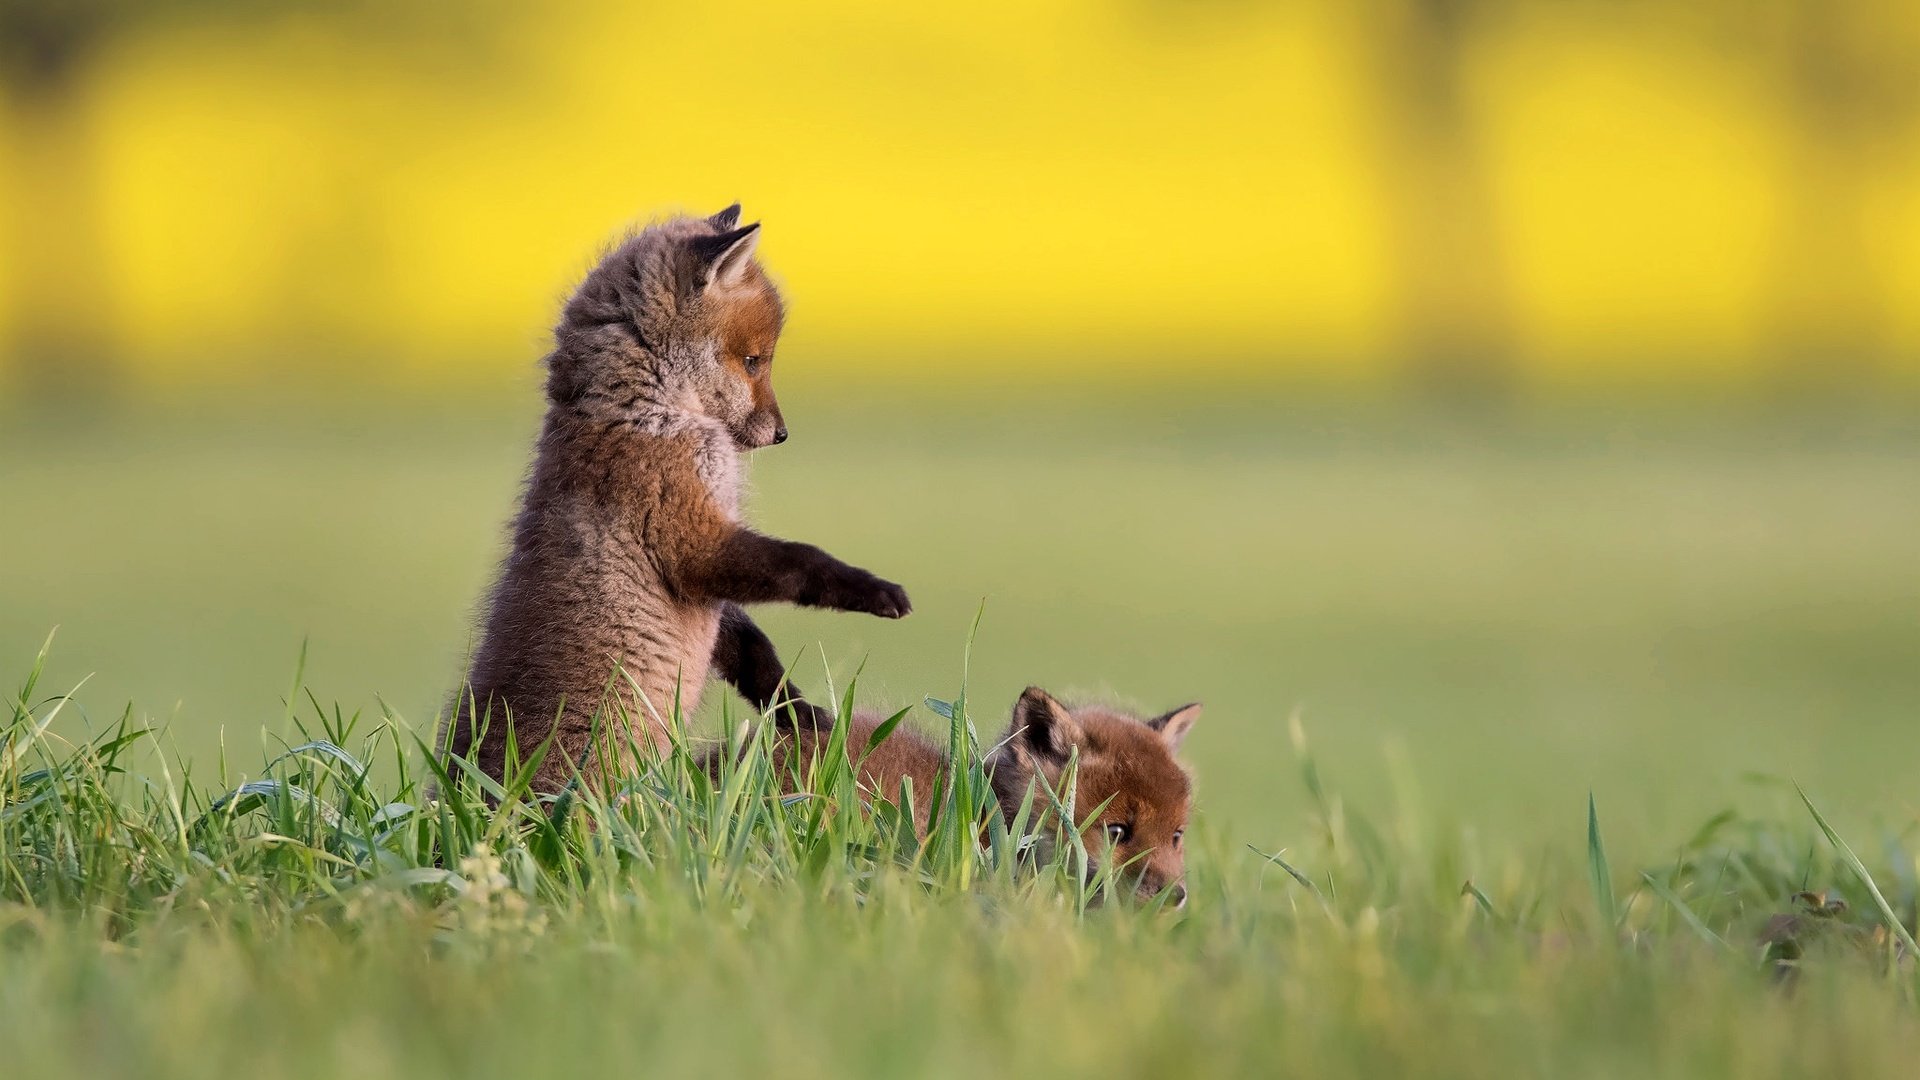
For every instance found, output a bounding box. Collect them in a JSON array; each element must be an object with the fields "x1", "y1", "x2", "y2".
[{"x1": 714, "y1": 687, "x2": 1200, "y2": 906}]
